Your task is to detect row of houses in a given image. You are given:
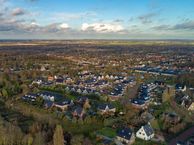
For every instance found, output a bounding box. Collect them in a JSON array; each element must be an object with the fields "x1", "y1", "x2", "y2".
[
  {"x1": 22, "y1": 91, "x2": 118, "y2": 119},
  {"x1": 133, "y1": 66, "x2": 186, "y2": 76},
  {"x1": 65, "y1": 86, "x2": 100, "y2": 95},
  {"x1": 78, "y1": 72, "x2": 130, "y2": 82},
  {"x1": 131, "y1": 83, "x2": 157, "y2": 109},
  {"x1": 32, "y1": 75, "x2": 73, "y2": 86},
  {"x1": 77, "y1": 73, "x2": 136, "y2": 91},
  {"x1": 56, "y1": 76, "x2": 135, "y2": 100},
  {"x1": 31, "y1": 72, "x2": 137, "y2": 102}
]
